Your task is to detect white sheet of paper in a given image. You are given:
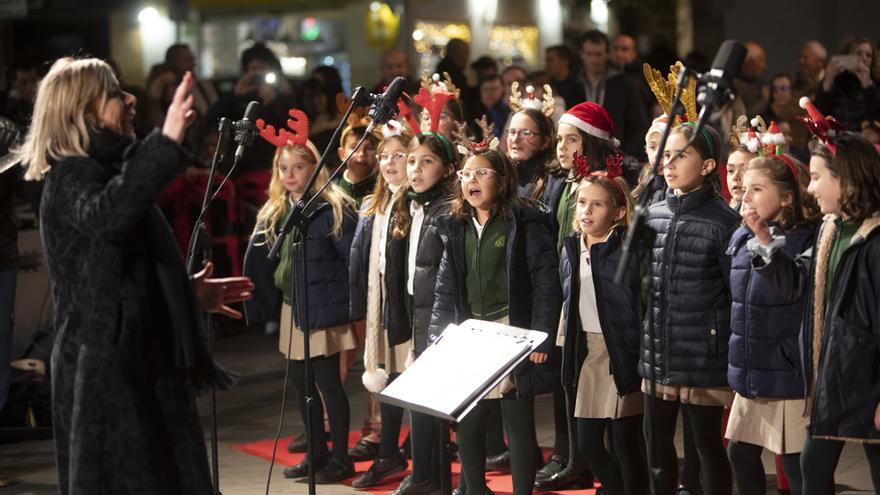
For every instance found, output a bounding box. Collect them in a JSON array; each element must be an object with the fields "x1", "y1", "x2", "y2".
[{"x1": 379, "y1": 319, "x2": 546, "y2": 419}]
